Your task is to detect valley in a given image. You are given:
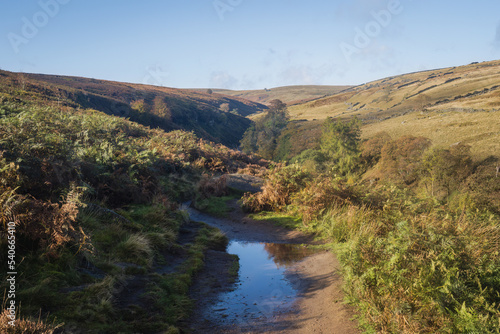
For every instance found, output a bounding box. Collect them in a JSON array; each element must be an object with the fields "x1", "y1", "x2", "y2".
[{"x1": 1, "y1": 59, "x2": 499, "y2": 333}]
